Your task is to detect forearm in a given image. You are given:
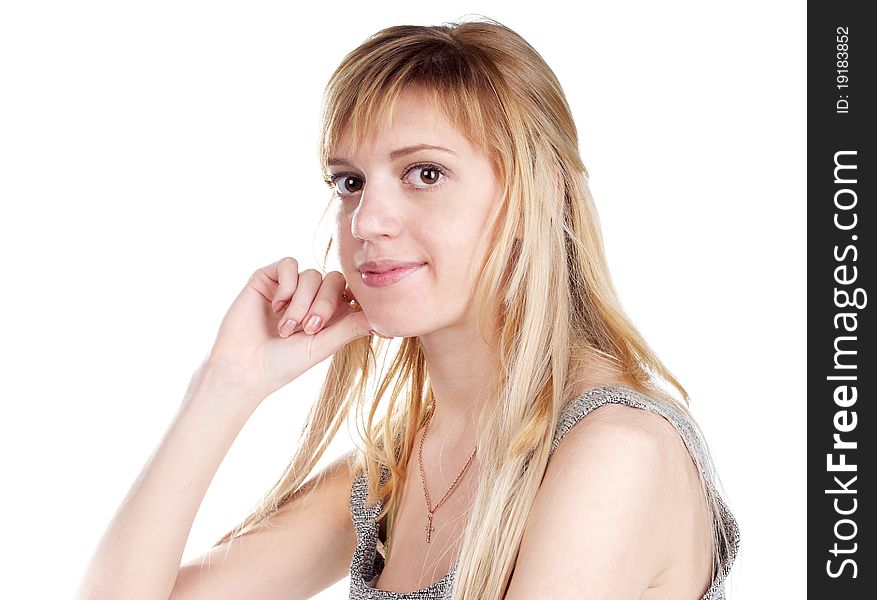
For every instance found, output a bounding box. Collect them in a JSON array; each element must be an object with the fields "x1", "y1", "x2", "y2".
[{"x1": 76, "y1": 362, "x2": 264, "y2": 600}]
